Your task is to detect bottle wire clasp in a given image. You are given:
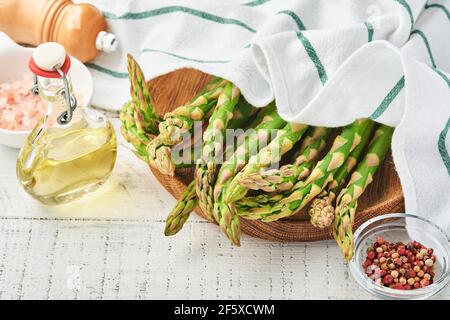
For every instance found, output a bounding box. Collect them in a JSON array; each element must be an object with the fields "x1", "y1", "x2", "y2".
[{"x1": 31, "y1": 66, "x2": 77, "y2": 125}]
